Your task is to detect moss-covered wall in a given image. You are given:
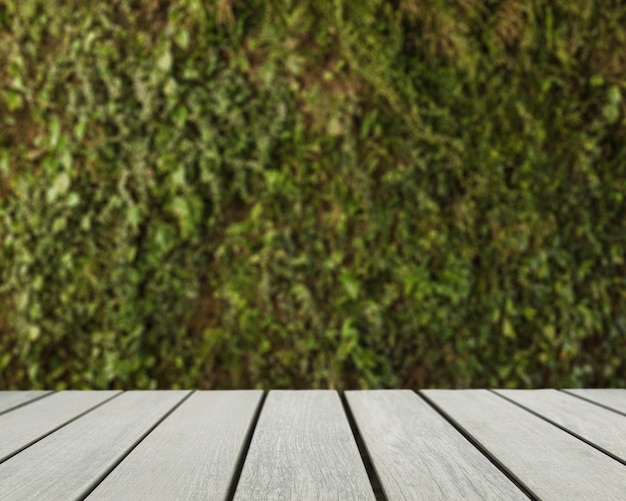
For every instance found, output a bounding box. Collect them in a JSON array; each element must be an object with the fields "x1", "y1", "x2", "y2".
[{"x1": 1, "y1": 0, "x2": 625, "y2": 389}]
